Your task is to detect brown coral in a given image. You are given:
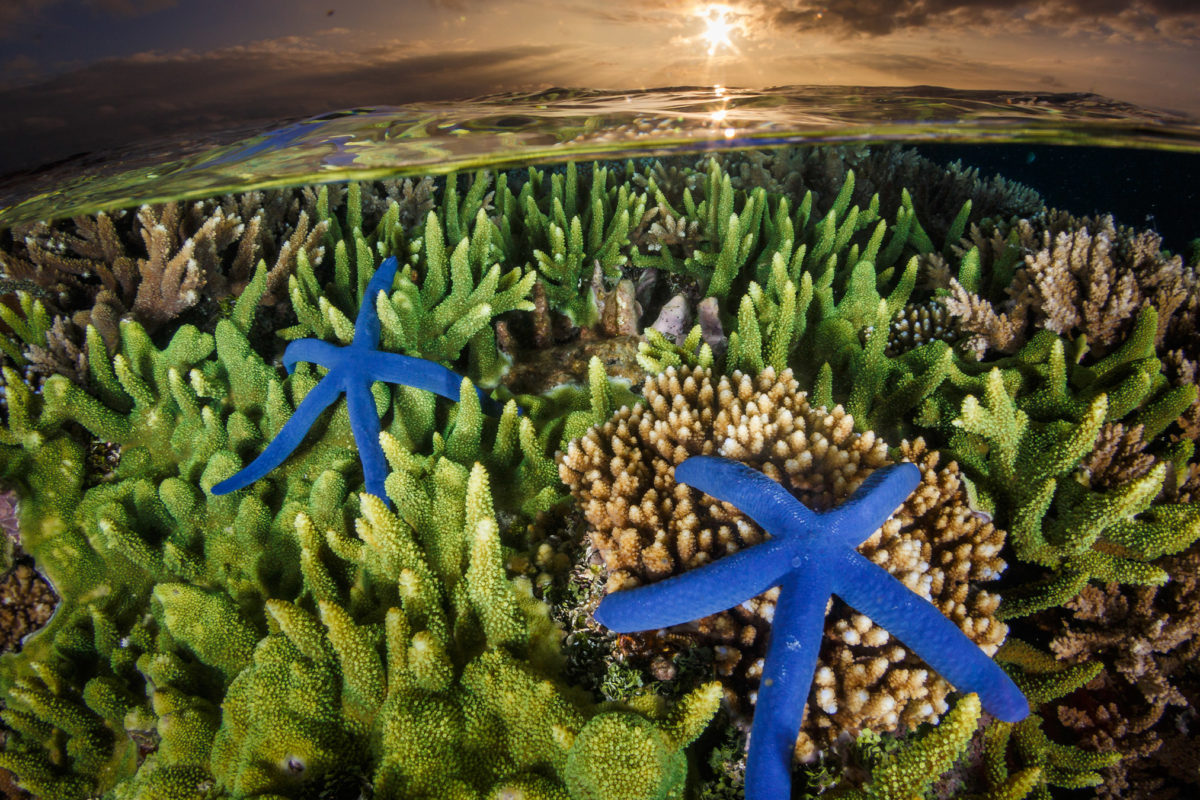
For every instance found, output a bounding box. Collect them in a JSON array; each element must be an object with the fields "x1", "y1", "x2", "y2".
[
  {"x1": 0, "y1": 562, "x2": 57, "y2": 654},
  {"x1": 1051, "y1": 548, "x2": 1200, "y2": 800},
  {"x1": 943, "y1": 213, "x2": 1197, "y2": 360},
  {"x1": 872, "y1": 299, "x2": 959, "y2": 356},
  {"x1": 1079, "y1": 422, "x2": 1158, "y2": 492},
  {"x1": 558, "y1": 365, "x2": 1009, "y2": 759}
]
